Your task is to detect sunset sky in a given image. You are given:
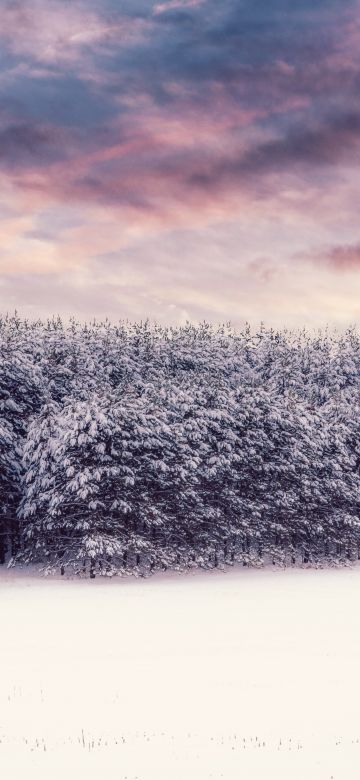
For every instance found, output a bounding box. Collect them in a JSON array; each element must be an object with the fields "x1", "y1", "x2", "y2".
[{"x1": 0, "y1": 0, "x2": 360, "y2": 326}]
